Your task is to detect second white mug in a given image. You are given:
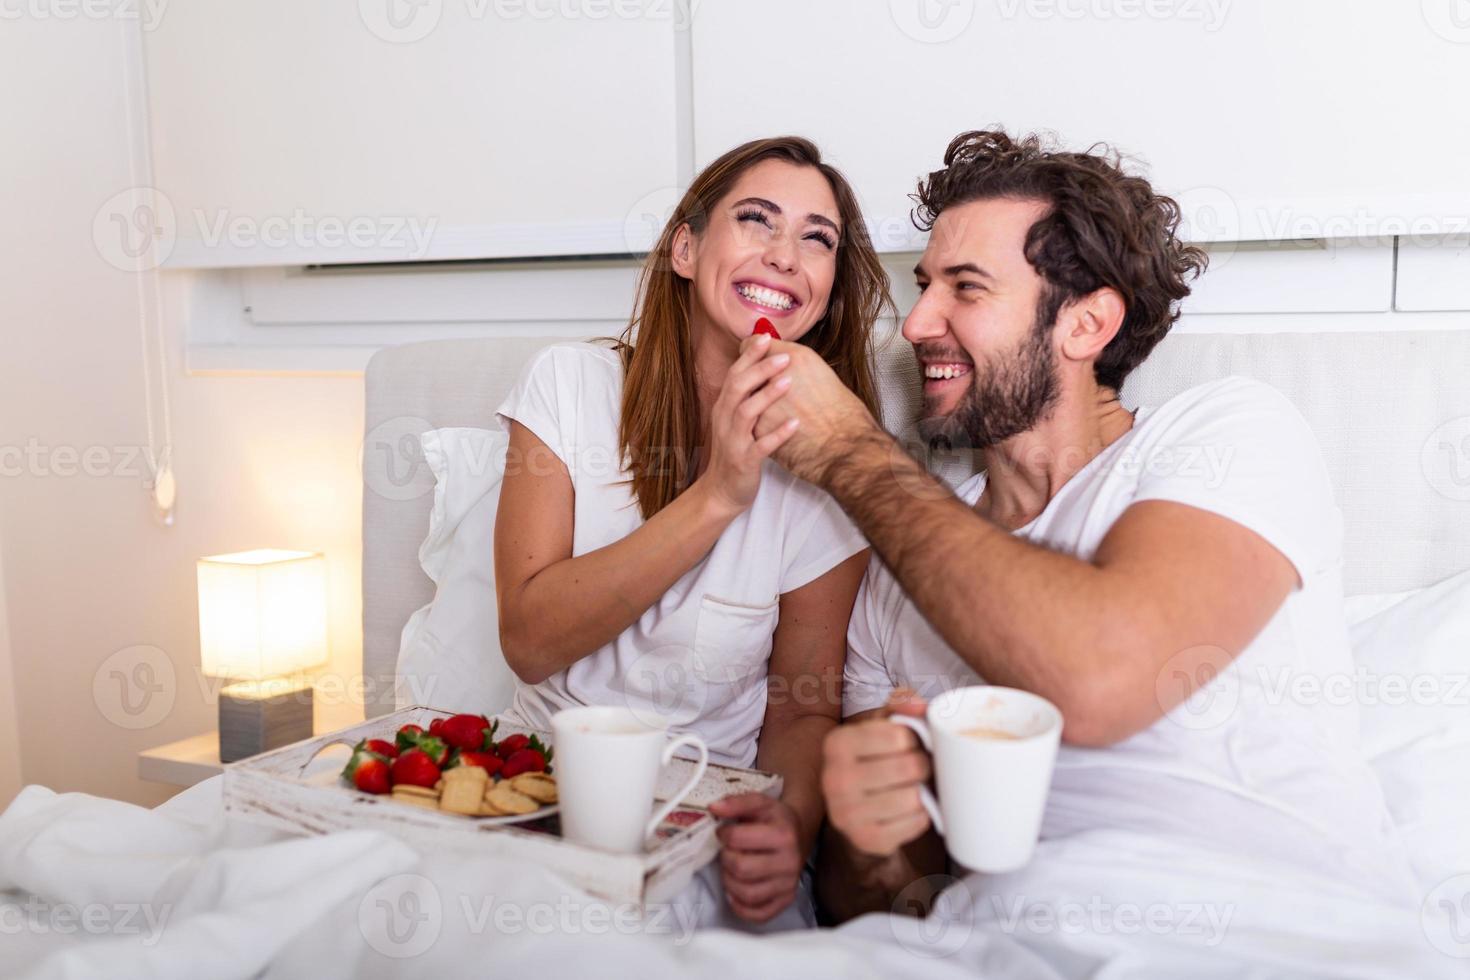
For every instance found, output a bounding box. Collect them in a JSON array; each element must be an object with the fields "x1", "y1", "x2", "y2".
[{"x1": 892, "y1": 685, "x2": 1062, "y2": 873}]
